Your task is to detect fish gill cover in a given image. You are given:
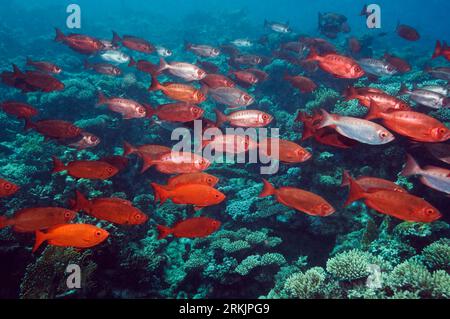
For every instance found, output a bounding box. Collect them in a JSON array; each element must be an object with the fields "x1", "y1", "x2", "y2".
[{"x1": 0, "y1": 0, "x2": 449, "y2": 300}]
